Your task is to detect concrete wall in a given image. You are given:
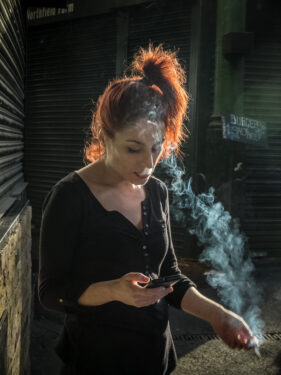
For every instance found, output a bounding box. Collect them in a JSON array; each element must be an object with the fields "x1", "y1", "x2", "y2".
[{"x1": 0, "y1": 205, "x2": 32, "y2": 375}]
